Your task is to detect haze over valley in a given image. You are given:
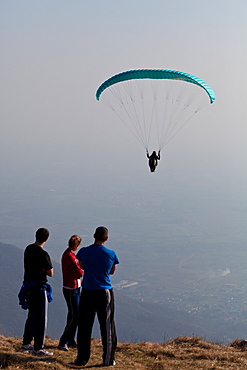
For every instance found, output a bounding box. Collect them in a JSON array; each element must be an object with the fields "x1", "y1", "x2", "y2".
[{"x1": 1, "y1": 0, "x2": 247, "y2": 345}]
